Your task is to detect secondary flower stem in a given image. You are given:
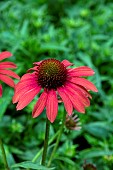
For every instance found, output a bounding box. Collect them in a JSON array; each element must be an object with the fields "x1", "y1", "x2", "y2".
[
  {"x1": 0, "y1": 138, "x2": 10, "y2": 170},
  {"x1": 47, "y1": 110, "x2": 66, "y2": 167},
  {"x1": 41, "y1": 118, "x2": 50, "y2": 166}
]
